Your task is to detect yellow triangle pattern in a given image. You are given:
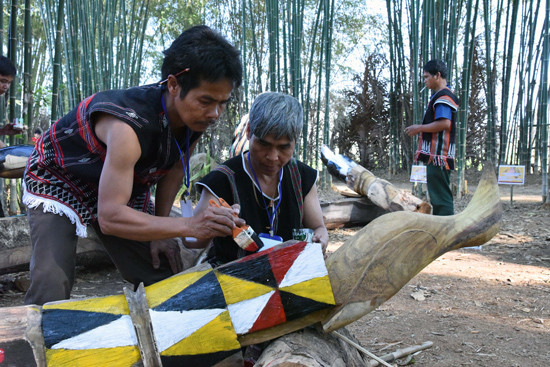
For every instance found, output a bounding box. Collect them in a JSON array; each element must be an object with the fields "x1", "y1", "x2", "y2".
[
  {"x1": 279, "y1": 275, "x2": 336, "y2": 305},
  {"x1": 42, "y1": 294, "x2": 129, "y2": 315},
  {"x1": 46, "y1": 345, "x2": 140, "y2": 367},
  {"x1": 216, "y1": 272, "x2": 274, "y2": 304},
  {"x1": 145, "y1": 270, "x2": 212, "y2": 308},
  {"x1": 161, "y1": 310, "x2": 240, "y2": 356}
]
